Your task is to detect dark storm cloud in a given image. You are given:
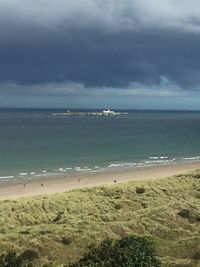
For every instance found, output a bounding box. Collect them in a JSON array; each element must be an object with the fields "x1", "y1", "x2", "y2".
[
  {"x1": 0, "y1": 28, "x2": 200, "y2": 90},
  {"x1": 0, "y1": 0, "x2": 200, "y2": 106}
]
